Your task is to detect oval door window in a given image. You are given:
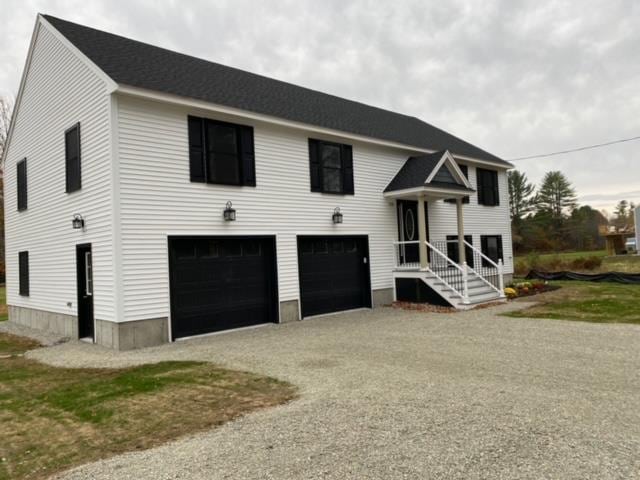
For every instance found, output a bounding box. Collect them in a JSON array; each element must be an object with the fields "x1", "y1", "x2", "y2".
[{"x1": 405, "y1": 209, "x2": 416, "y2": 240}]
